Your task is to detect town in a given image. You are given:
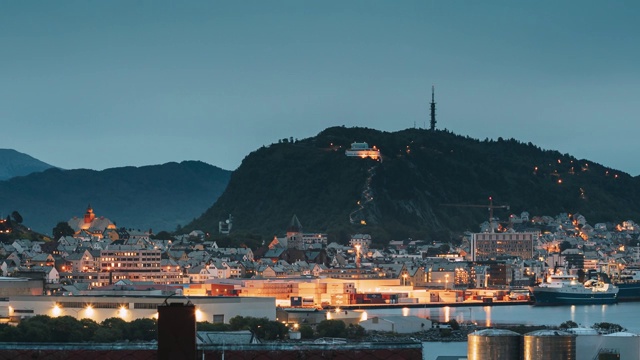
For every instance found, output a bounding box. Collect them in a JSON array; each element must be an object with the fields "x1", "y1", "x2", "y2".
[{"x1": 2, "y1": 202, "x2": 638, "y2": 323}]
